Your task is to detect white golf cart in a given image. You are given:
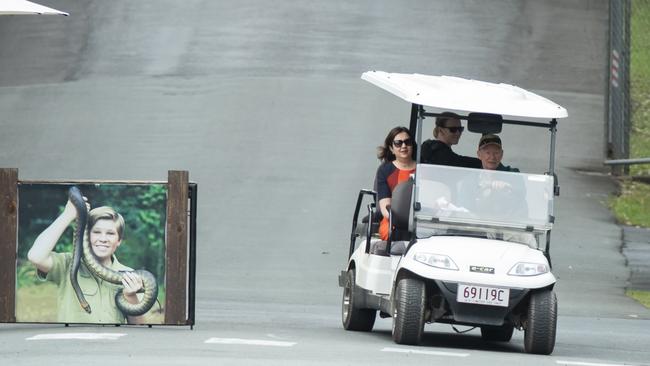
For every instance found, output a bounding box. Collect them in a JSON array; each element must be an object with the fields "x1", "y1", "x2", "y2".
[{"x1": 339, "y1": 71, "x2": 567, "y2": 355}]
